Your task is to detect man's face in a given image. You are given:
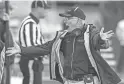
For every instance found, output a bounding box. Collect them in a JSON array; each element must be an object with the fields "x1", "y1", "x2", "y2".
[
  {"x1": 64, "y1": 17, "x2": 78, "y2": 26},
  {"x1": 0, "y1": 8, "x2": 12, "y2": 20},
  {"x1": 0, "y1": 9, "x2": 5, "y2": 18},
  {"x1": 64, "y1": 16, "x2": 79, "y2": 31},
  {"x1": 37, "y1": 7, "x2": 47, "y2": 18}
]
